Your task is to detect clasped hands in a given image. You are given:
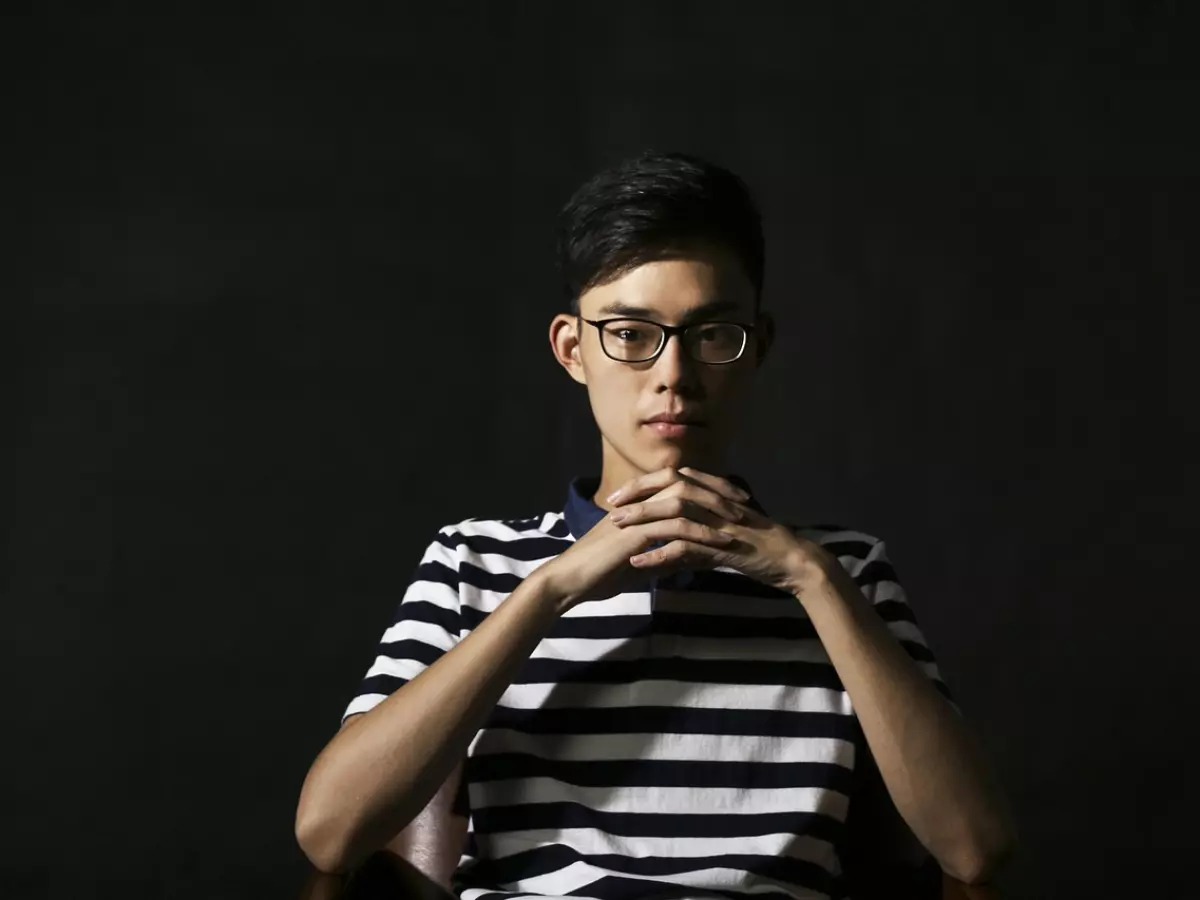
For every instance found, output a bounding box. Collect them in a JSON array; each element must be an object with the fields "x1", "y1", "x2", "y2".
[{"x1": 541, "y1": 466, "x2": 849, "y2": 611}]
